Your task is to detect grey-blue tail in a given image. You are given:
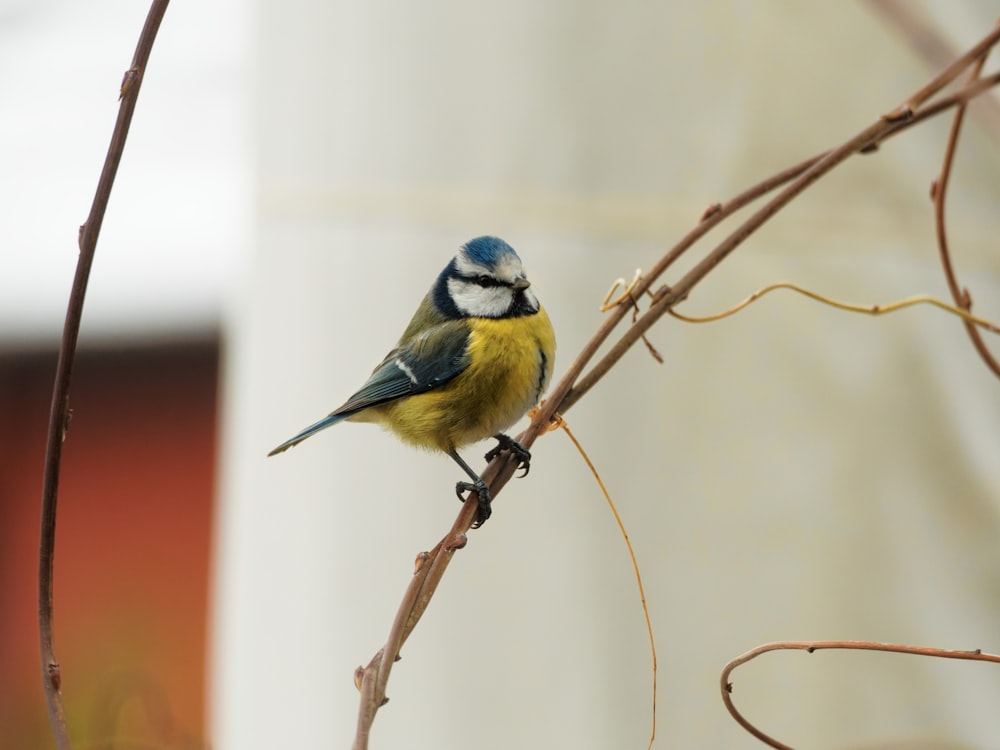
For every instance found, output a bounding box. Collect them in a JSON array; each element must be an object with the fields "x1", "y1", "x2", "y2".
[{"x1": 267, "y1": 412, "x2": 350, "y2": 456}]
